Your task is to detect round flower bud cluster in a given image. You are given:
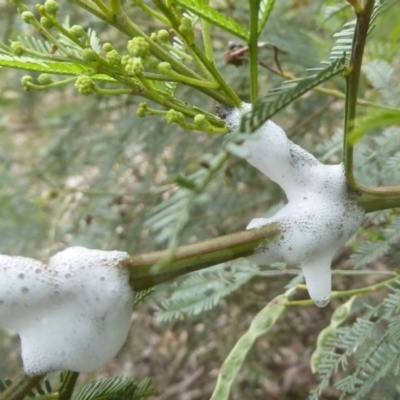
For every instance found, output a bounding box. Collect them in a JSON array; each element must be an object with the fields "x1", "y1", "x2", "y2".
[
  {"x1": 38, "y1": 74, "x2": 53, "y2": 85},
  {"x1": 70, "y1": 25, "x2": 86, "y2": 39},
  {"x1": 40, "y1": 16, "x2": 54, "y2": 29},
  {"x1": 11, "y1": 41, "x2": 25, "y2": 56},
  {"x1": 75, "y1": 75, "x2": 96, "y2": 95},
  {"x1": 166, "y1": 109, "x2": 185, "y2": 125},
  {"x1": 44, "y1": 0, "x2": 59, "y2": 15},
  {"x1": 123, "y1": 57, "x2": 144, "y2": 77},
  {"x1": 127, "y1": 37, "x2": 149, "y2": 59}
]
